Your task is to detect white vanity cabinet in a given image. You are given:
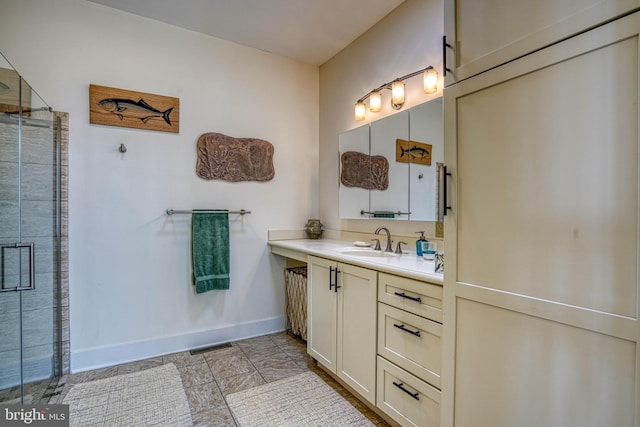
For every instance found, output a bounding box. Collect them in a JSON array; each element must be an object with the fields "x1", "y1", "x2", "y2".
[
  {"x1": 443, "y1": 0, "x2": 640, "y2": 86},
  {"x1": 443, "y1": 9, "x2": 640, "y2": 427},
  {"x1": 376, "y1": 272, "x2": 443, "y2": 427},
  {"x1": 307, "y1": 255, "x2": 378, "y2": 405}
]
